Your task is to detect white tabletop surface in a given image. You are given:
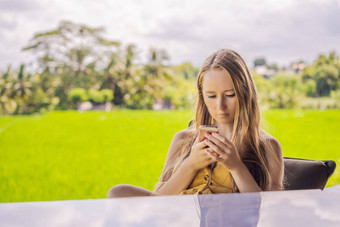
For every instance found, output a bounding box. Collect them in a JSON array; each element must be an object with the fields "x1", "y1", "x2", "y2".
[{"x1": 1, "y1": 186, "x2": 340, "y2": 227}]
